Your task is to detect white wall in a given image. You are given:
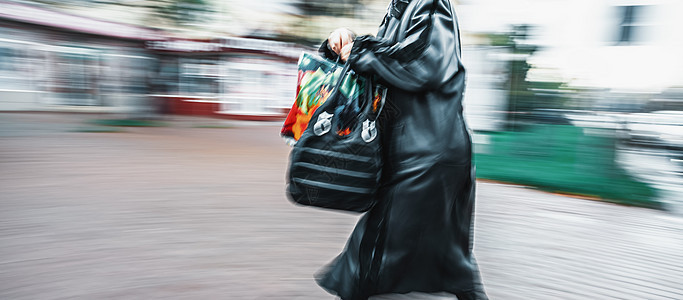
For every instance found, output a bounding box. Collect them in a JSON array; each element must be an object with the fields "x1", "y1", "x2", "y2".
[{"x1": 459, "y1": 0, "x2": 683, "y2": 92}]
